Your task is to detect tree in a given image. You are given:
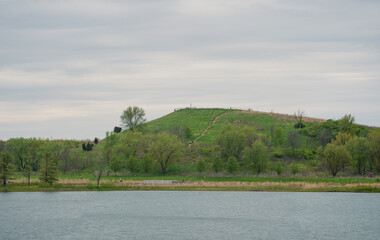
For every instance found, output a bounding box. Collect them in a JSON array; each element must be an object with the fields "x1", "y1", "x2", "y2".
[
  {"x1": 126, "y1": 156, "x2": 138, "y2": 173},
  {"x1": 94, "y1": 138, "x2": 99, "y2": 145},
  {"x1": 212, "y1": 156, "x2": 223, "y2": 173},
  {"x1": 332, "y1": 132, "x2": 353, "y2": 146},
  {"x1": 227, "y1": 156, "x2": 239, "y2": 174},
  {"x1": 294, "y1": 110, "x2": 305, "y2": 129},
  {"x1": 273, "y1": 127, "x2": 283, "y2": 146},
  {"x1": 320, "y1": 143, "x2": 351, "y2": 177},
  {"x1": 7, "y1": 138, "x2": 33, "y2": 185},
  {"x1": 115, "y1": 131, "x2": 143, "y2": 165},
  {"x1": 148, "y1": 133, "x2": 184, "y2": 174},
  {"x1": 86, "y1": 142, "x2": 93, "y2": 151},
  {"x1": 114, "y1": 126, "x2": 122, "y2": 133},
  {"x1": 97, "y1": 131, "x2": 117, "y2": 186},
  {"x1": 196, "y1": 160, "x2": 207, "y2": 173},
  {"x1": 367, "y1": 130, "x2": 380, "y2": 173},
  {"x1": 345, "y1": 137, "x2": 370, "y2": 176},
  {"x1": 0, "y1": 151, "x2": 13, "y2": 187},
  {"x1": 318, "y1": 129, "x2": 332, "y2": 148},
  {"x1": 216, "y1": 127, "x2": 246, "y2": 161},
  {"x1": 109, "y1": 155, "x2": 123, "y2": 174},
  {"x1": 338, "y1": 114, "x2": 355, "y2": 134},
  {"x1": 142, "y1": 155, "x2": 154, "y2": 174},
  {"x1": 38, "y1": 142, "x2": 59, "y2": 185},
  {"x1": 287, "y1": 130, "x2": 299, "y2": 153},
  {"x1": 244, "y1": 140, "x2": 269, "y2": 174},
  {"x1": 120, "y1": 106, "x2": 146, "y2": 131}
]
